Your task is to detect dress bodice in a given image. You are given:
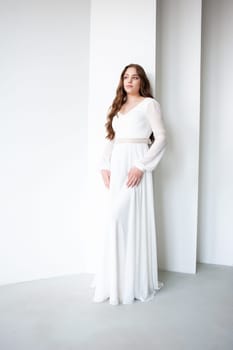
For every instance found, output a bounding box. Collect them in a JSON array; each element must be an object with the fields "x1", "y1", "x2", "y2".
[
  {"x1": 112, "y1": 98, "x2": 154, "y2": 139},
  {"x1": 99, "y1": 97, "x2": 167, "y2": 172}
]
